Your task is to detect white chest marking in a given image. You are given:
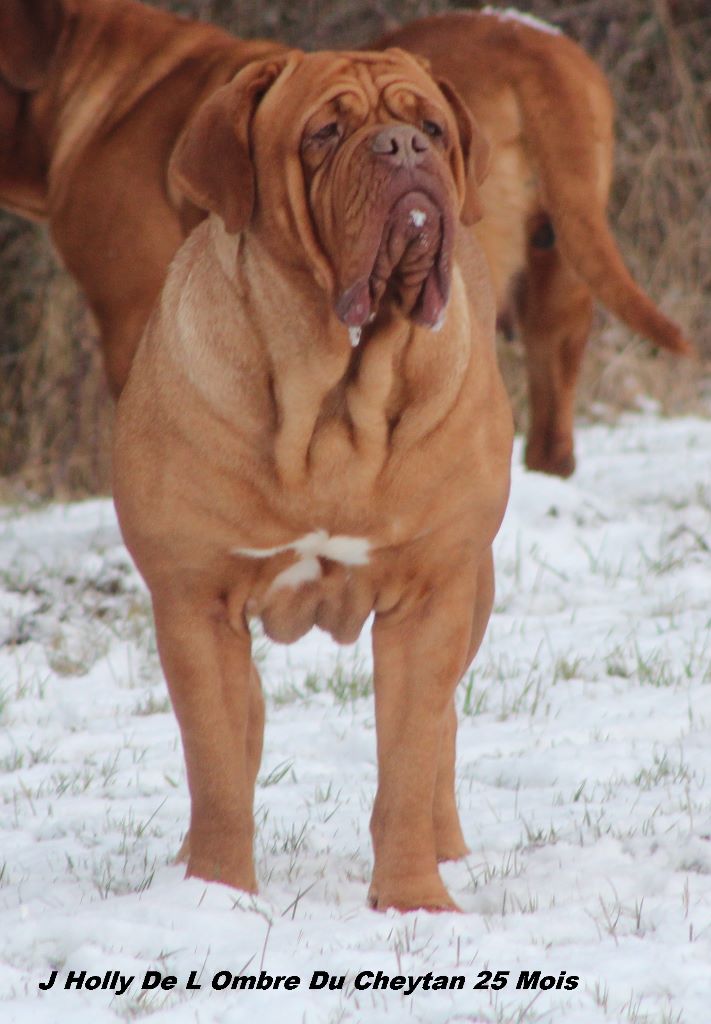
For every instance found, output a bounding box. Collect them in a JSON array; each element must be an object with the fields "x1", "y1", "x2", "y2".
[
  {"x1": 410, "y1": 209, "x2": 427, "y2": 228},
  {"x1": 481, "y1": 7, "x2": 561, "y2": 35},
  {"x1": 233, "y1": 530, "x2": 371, "y2": 594}
]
